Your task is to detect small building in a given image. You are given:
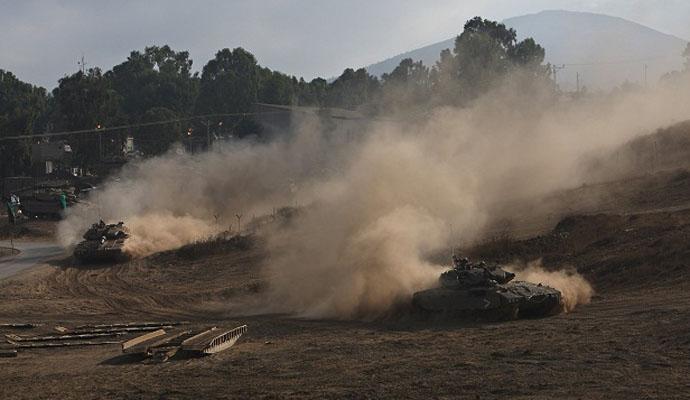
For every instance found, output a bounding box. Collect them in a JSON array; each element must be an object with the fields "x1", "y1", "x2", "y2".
[
  {"x1": 124, "y1": 135, "x2": 135, "y2": 154},
  {"x1": 31, "y1": 140, "x2": 73, "y2": 176}
]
